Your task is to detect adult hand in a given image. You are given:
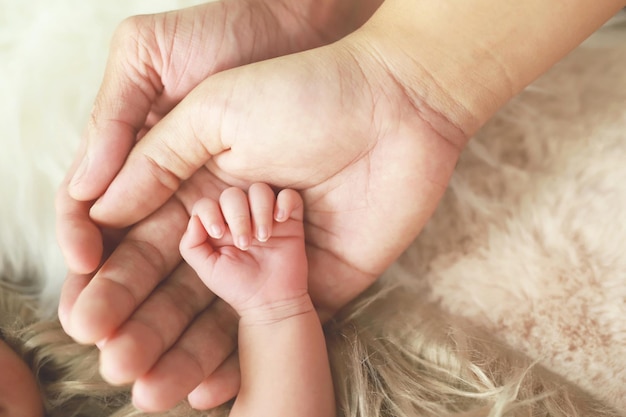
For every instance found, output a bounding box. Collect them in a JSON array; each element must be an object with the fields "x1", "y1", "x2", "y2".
[
  {"x1": 58, "y1": 0, "x2": 624, "y2": 410},
  {"x1": 62, "y1": 21, "x2": 465, "y2": 413},
  {"x1": 60, "y1": 0, "x2": 380, "y2": 274},
  {"x1": 57, "y1": 0, "x2": 384, "y2": 411},
  {"x1": 88, "y1": 38, "x2": 467, "y2": 304}
]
